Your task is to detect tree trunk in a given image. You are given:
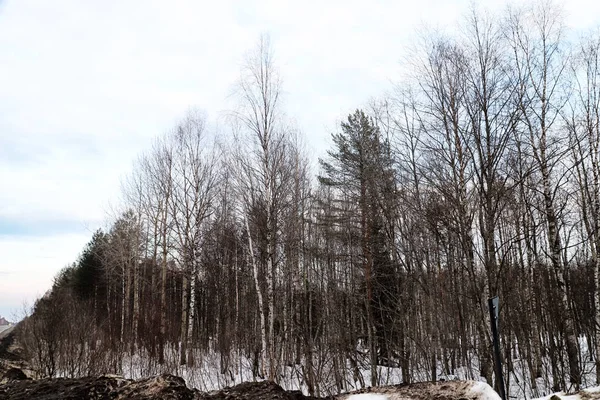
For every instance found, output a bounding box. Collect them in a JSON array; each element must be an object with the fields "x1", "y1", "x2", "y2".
[
  {"x1": 132, "y1": 260, "x2": 140, "y2": 355},
  {"x1": 542, "y1": 164, "x2": 581, "y2": 388},
  {"x1": 187, "y1": 260, "x2": 197, "y2": 366},
  {"x1": 180, "y1": 275, "x2": 188, "y2": 366},
  {"x1": 246, "y1": 217, "x2": 267, "y2": 378}
]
